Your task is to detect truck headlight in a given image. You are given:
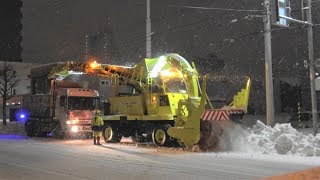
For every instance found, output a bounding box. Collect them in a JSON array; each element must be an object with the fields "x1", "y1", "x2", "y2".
[
  {"x1": 71, "y1": 126, "x2": 78, "y2": 133},
  {"x1": 66, "y1": 119, "x2": 79, "y2": 125}
]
